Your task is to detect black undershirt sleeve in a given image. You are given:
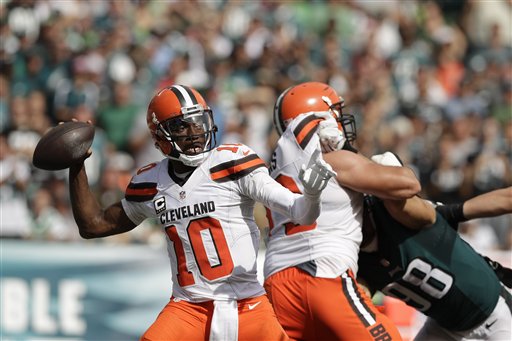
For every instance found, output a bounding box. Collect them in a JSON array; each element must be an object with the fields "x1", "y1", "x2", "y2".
[{"x1": 435, "y1": 202, "x2": 466, "y2": 231}]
